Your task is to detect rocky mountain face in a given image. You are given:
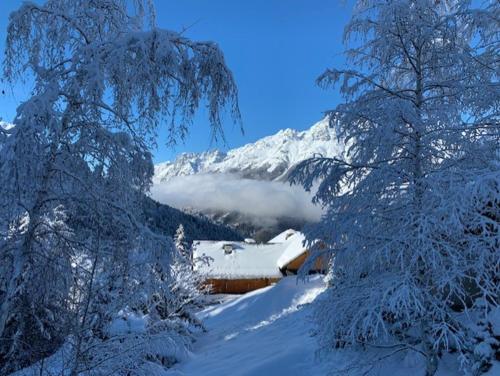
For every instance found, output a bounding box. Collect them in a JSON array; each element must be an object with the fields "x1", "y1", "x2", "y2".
[{"x1": 153, "y1": 118, "x2": 343, "y2": 241}]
